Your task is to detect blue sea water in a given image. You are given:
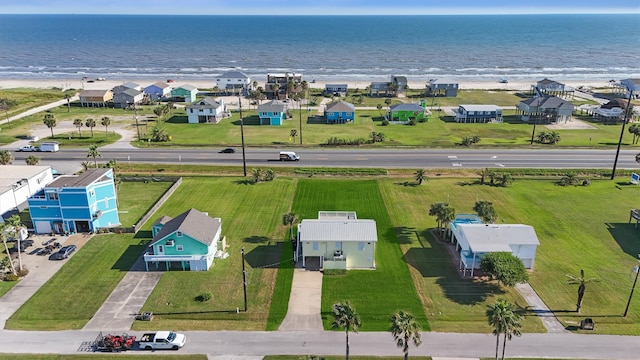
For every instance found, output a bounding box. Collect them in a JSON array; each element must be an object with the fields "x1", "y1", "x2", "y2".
[{"x1": 0, "y1": 14, "x2": 639, "y2": 82}]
